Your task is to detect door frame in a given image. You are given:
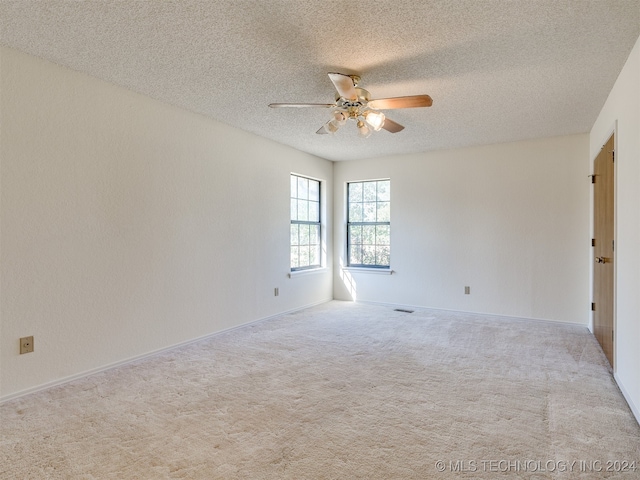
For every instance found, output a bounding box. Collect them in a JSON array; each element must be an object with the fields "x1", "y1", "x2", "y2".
[{"x1": 590, "y1": 123, "x2": 617, "y2": 370}]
